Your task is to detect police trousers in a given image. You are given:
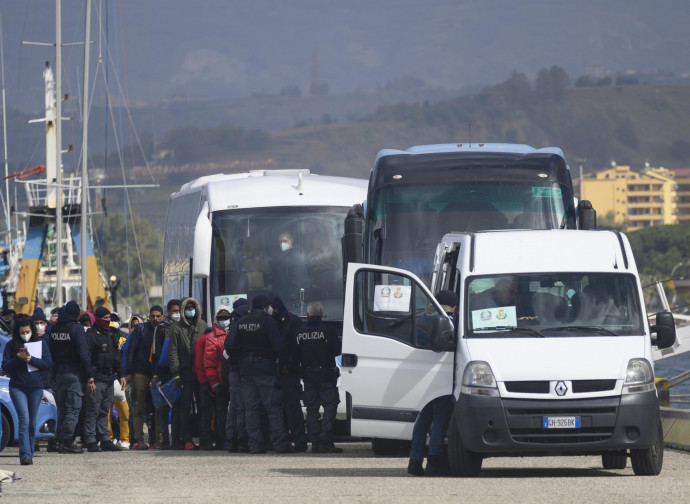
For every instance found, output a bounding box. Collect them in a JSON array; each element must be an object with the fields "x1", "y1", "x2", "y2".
[
  {"x1": 55, "y1": 372, "x2": 84, "y2": 442},
  {"x1": 303, "y1": 380, "x2": 339, "y2": 443},
  {"x1": 239, "y1": 358, "x2": 289, "y2": 453},
  {"x1": 84, "y1": 379, "x2": 114, "y2": 444},
  {"x1": 226, "y1": 369, "x2": 247, "y2": 441}
]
